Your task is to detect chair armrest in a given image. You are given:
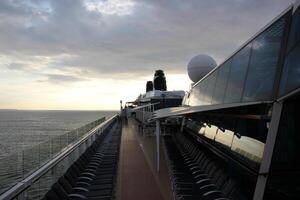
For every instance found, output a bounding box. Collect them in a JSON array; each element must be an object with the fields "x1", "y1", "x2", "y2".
[
  {"x1": 68, "y1": 193, "x2": 87, "y2": 199},
  {"x1": 73, "y1": 187, "x2": 89, "y2": 193},
  {"x1": 199, "y1": 184, "x2": 215, "y2": 190},
  {"x1": 202, "y1": 190, "x2": 222, "y2": 196},
  {"x1": 76, "y1": 181, "x2": 90, "y2": 187},
  {"x1": 78, "y1": 176, "x2": 93, "y2": 182},
  {"x1": 84, "y1": 168, "x2": 96, "y2": 173},
  {"x1": 81, "y1": 172, "x2": 96, "y2": 178},
  {"x1": 196, "y1": 178, "x2": 210, "y2": 184}
]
